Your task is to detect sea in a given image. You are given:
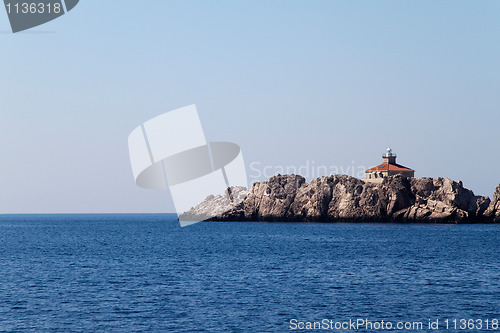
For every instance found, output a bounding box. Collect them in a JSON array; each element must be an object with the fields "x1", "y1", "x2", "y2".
[{"x1": 0, "y1": 214, "x2": 499, "y2": 332}]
